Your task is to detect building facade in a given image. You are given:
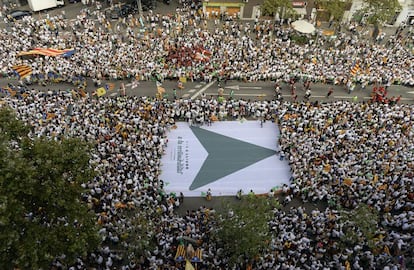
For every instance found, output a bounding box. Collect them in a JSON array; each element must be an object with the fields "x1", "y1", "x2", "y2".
[
  {"x1": 396, "y1": 0, "x2": 414, "y2": 25},
  {"x1": 202, "y1": 0, "x2": 311, "y2": 20}
]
